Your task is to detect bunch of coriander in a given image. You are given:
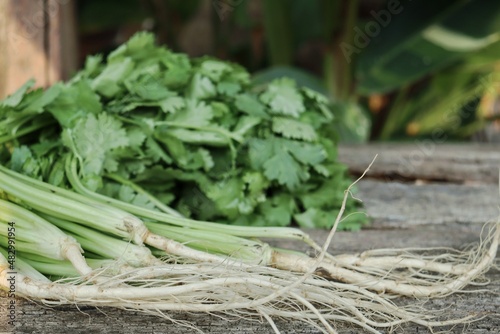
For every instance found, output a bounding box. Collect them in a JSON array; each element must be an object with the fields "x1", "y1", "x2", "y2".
[{"x1": 0, "y1": 32, "x2": 366, "y2": 230}]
